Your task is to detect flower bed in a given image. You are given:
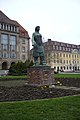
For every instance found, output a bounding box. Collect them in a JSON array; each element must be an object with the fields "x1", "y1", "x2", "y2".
[
  {"x1": 0, "y1": 85, "x2": 80, "y2": 102},
  {"x1": 55, "y1": 78, "x2": 80, "y2": 87}
]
